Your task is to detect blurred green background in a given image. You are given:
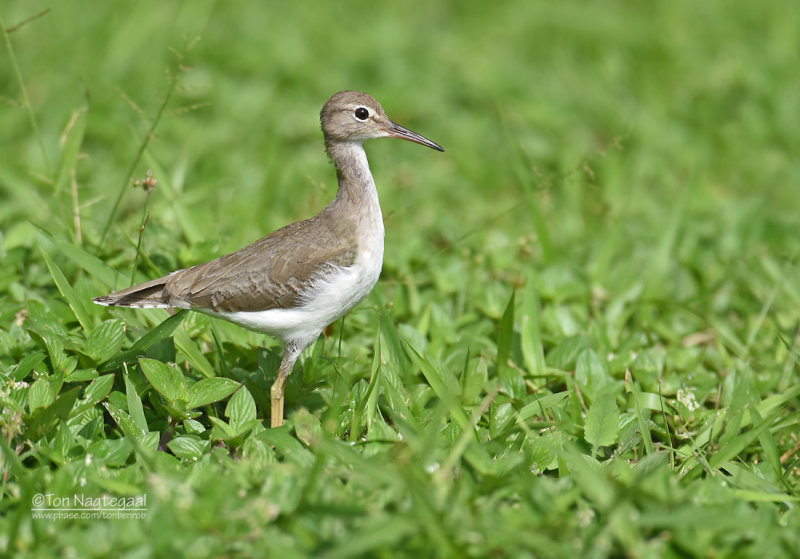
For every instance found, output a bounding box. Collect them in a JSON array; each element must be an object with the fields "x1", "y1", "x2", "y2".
[
  {"x1": 4, "y1": 0, "x2": 796, "y2": 265},
  {"x1": 2, "y1": 0, "x2": 800, "y2": 556}
]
